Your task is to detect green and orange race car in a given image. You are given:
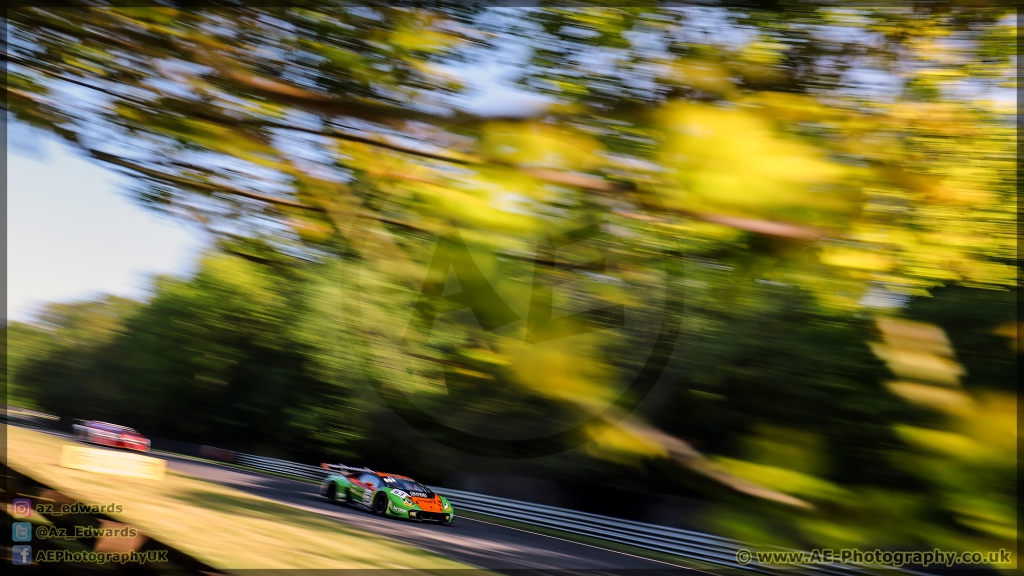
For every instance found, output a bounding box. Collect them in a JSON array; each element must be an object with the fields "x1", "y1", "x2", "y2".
[{"x1": 319, "y1": 464, "x2": 454, "y2": 525}]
